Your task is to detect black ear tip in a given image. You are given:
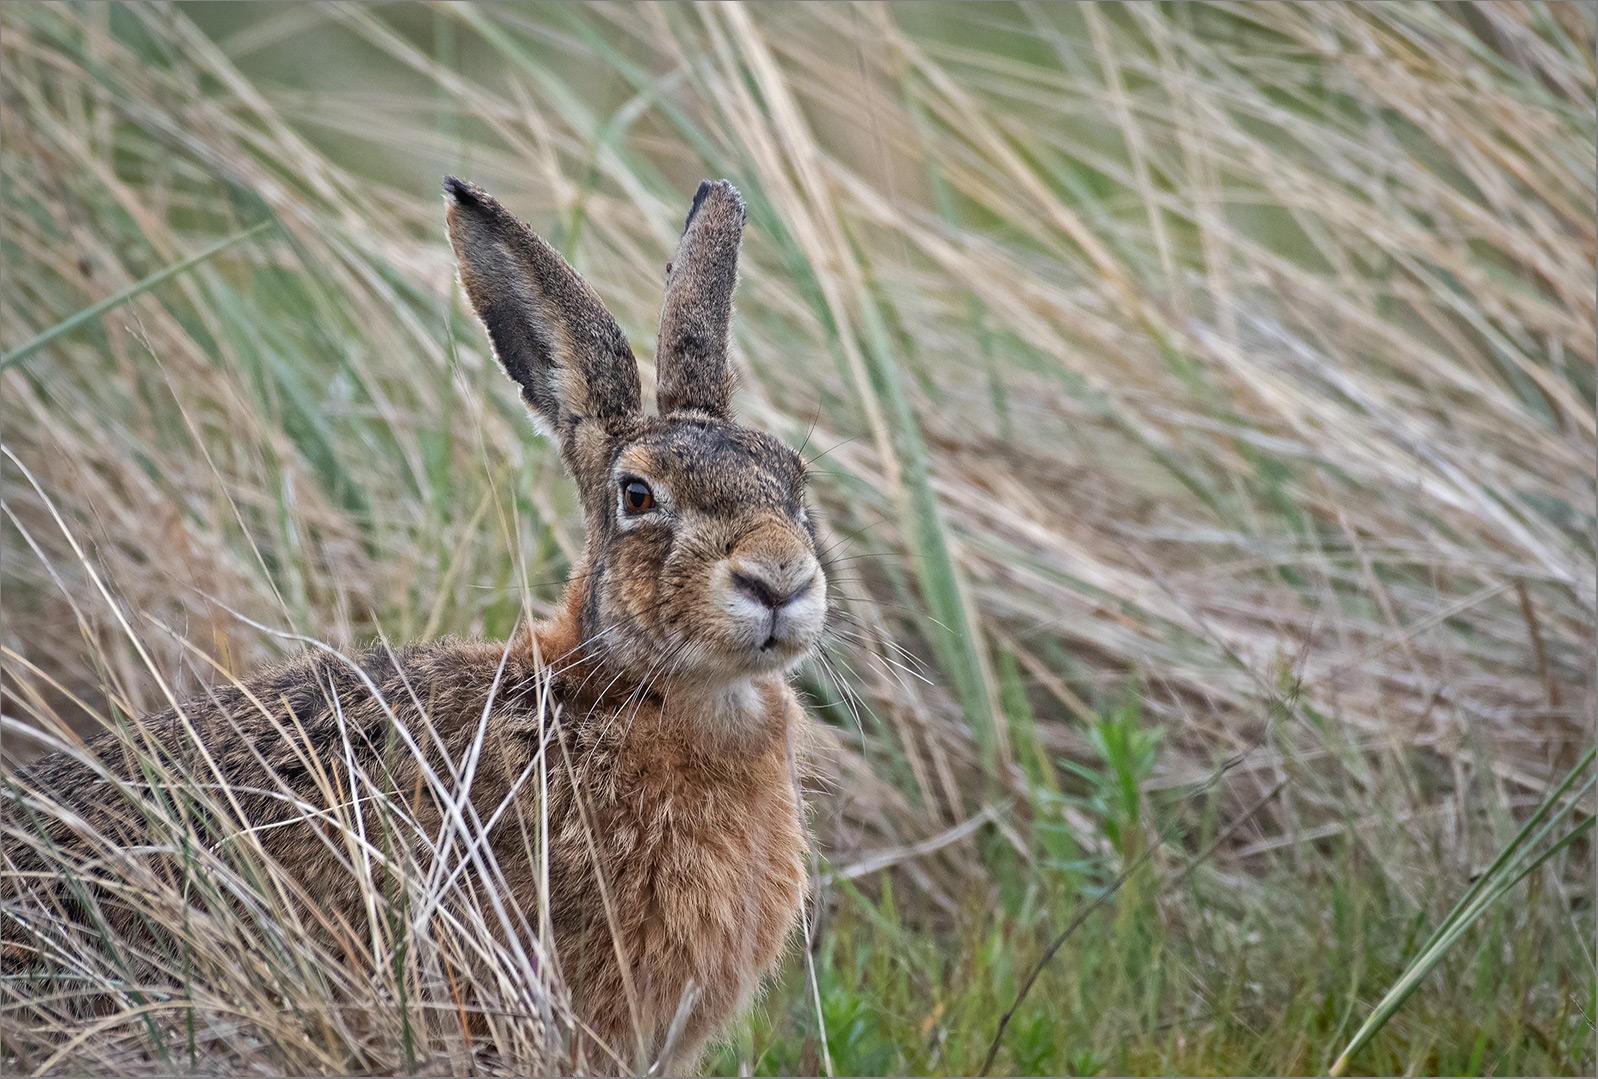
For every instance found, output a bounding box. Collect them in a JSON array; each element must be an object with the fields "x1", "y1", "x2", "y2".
[
  {"x1": 443, "y1": 175, "x2": 480, "y2": 206},
  {"x1": 682, "y1": 178, "x2": 746, "y2": 232},
  {"x1": 684, "y1": 180, "x2": 714, "y2": 232}
]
